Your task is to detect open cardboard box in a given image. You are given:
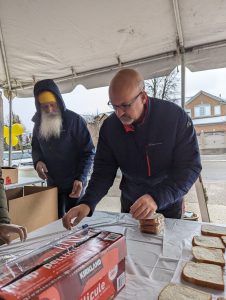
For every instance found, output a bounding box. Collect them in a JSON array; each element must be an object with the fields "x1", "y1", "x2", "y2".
[
  {"x1": 1, "y1": 167, "x2": 18, "y2": 184},
  {"x1": 6, "y1": 186, "x2": 58, "y2": 233}
]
